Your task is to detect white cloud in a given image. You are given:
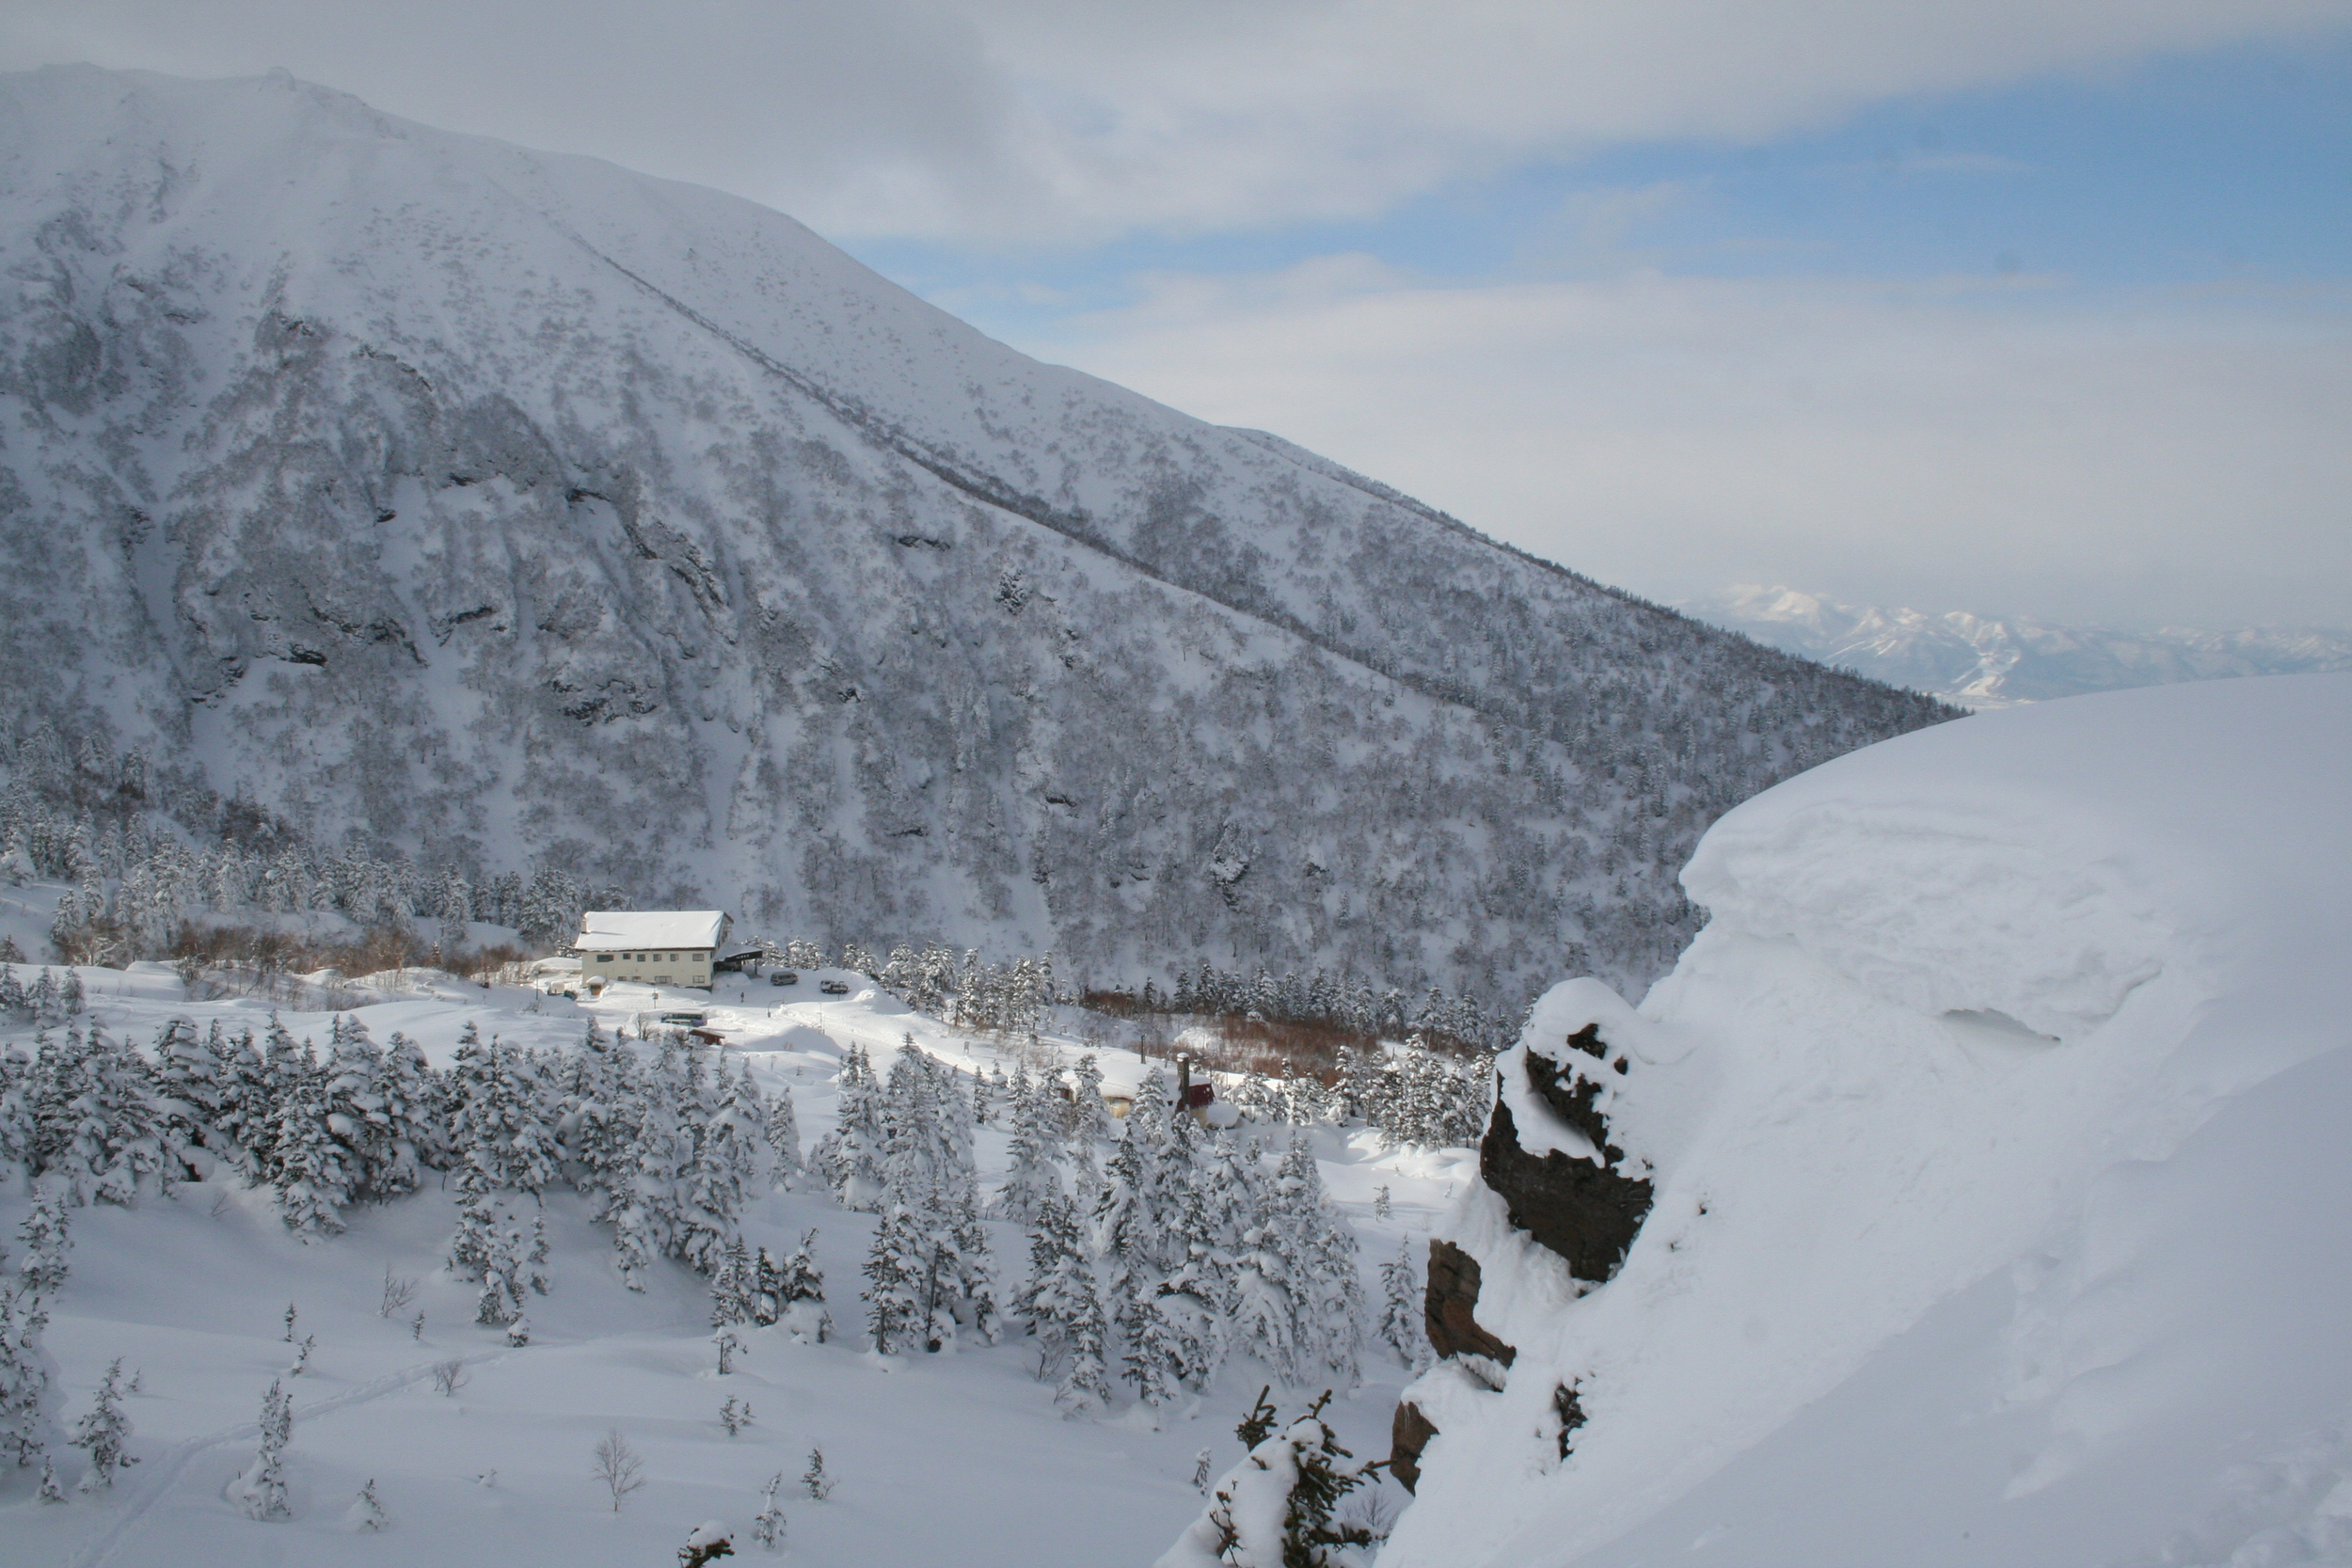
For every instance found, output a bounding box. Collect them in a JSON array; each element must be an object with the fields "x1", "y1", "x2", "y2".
[
  {"x1": 1006, "y1": 265, "x2": 2352, "y2": 626},
  {"x1": 2, "y1": 0, "x2": 2345, "y2": 240}
]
